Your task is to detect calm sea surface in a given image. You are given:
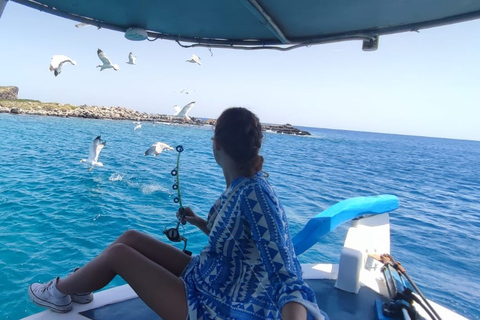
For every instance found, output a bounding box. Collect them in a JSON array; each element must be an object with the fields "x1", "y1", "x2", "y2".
[{"x1": 0, "y1": 113, "x2": 479, "y2": 320}]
